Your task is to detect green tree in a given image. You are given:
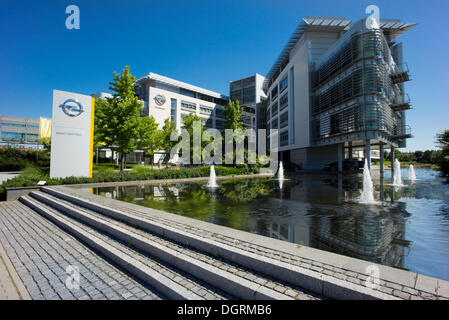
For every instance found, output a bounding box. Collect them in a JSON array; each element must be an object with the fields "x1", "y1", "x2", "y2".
[
  {"x1": 181, "y1": 113, "x2": 206, "y2": 164},
  {"x1": 436, "y1": 130, "x2": 449, "y2": 179},
  {"x1": 136, "y1": 116, "x2": 160, "y2": 166},
  {"x1": 160, "y1": 119, "x2": 177, "y2": 164},
  {"x1": 414, "y1": 150, "x2": 424, "y2": 163},
  {"x1": 222, "y1": 99, "x2": 257, "y2": 166},
  {"x1": 223, "y1": 100, "x2": 243, "y2": 130},
  {"x1": 94, "y1": 66, "x2": 142, "y2": 170}
]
